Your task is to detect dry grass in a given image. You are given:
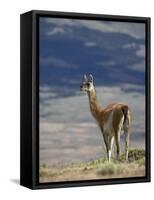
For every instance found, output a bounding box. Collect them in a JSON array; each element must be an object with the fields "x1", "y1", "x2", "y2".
[
  {"x1": 97, "y1": 162, "x2": 124, "y2": 176},
  {"x1": 40, "y1": 148, "x2": 146, "y2": 183}
]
